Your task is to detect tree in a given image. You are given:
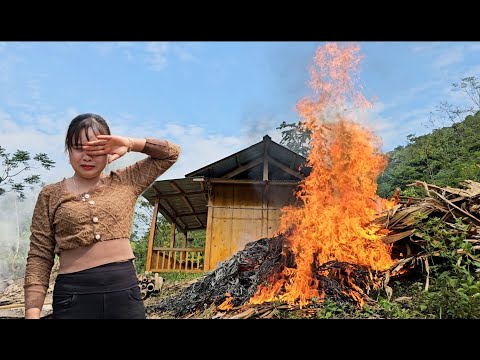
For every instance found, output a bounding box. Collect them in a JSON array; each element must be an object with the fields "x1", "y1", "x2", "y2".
[
  {"x1": 276, "y1": 121, "x2": 312, "y2": 158},
  {"x1": 0, "y1": 146, "x2": 55, "y2": 279},
  {"x1": 452, "y1": 76, "x2": 480, "y2": 110},
  {"x1": 425, "y1": 76, "x2": 480, "y2": 130},
  {"x1": 0, "y1": 146, "x2": 55, "y2": 199}
]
